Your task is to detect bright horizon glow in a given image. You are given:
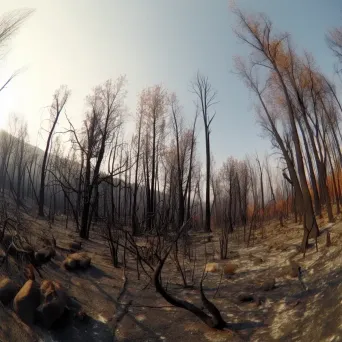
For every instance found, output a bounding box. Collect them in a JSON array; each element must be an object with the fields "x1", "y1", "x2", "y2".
[{"x1": 0, "y1": 0, "x2": 340, "y2": 167}]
